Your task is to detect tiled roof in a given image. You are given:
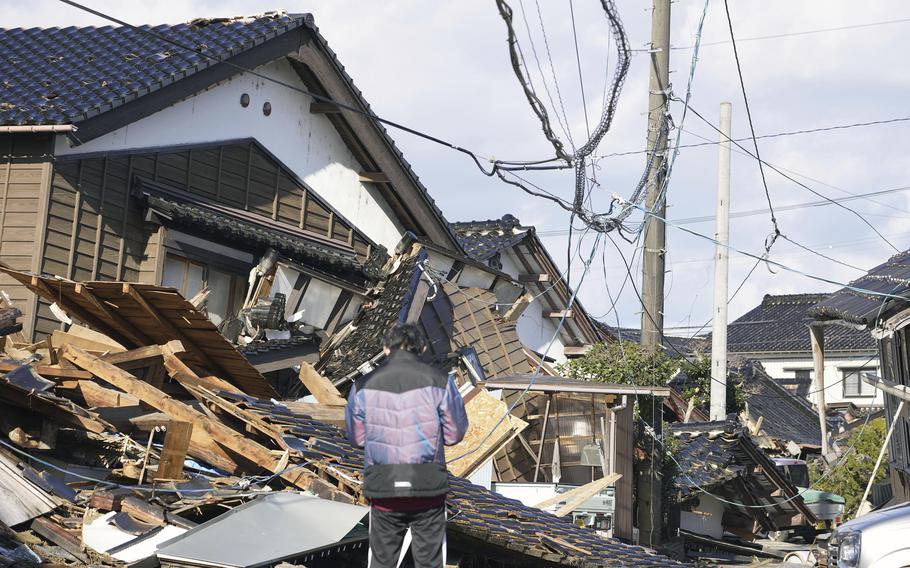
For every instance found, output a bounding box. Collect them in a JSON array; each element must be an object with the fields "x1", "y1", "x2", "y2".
[
  {"x1": 320, "y1": 252, "x2": 422, "y2": 380},
  {"x1": 136, "y1": 180, "x2": 386, "y2": 285},
  {"x1": 810, "y1": 249, "x2": 910, "y2": 327},
  {"x1": 451, "y1": 215, "x2": 531, "y2": 262},
  {"x1": 595, "y1": 322, "x2": 706, "y2": 357},
  {"x1": 238, "y1": 335, "x2": 318, "y2": 358},
  {"x1": 735, "y1": 360, "x2": 822, "y2": 449},
  {"x1": 0, "y1": 13, "x2": 305, "y2": 126},
  {"x1": 230, "y1": 393, "x2": 682, "y2": 567},
  {"x1": 667, "y1": 421, "x2": 815, "y2": 527},
  {"x1": 718, "y1": 293, "x2": 875, "y2": 354}
]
